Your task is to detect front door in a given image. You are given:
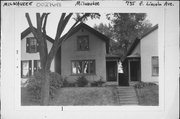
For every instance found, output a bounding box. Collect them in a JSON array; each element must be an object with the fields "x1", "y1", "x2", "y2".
[
  {"x1": 106, "y1": 61, "x2": 117, "y2": 81},
  {"x1": 130, "y1": 61, "x2": 140, "y2": 81}
]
